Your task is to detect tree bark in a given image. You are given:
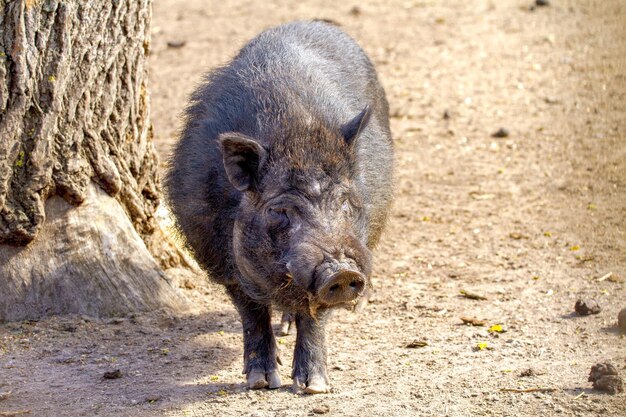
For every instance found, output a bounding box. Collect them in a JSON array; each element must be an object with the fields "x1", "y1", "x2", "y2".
[{"x1": 0, "y1": 0, "x2": 188, "y2": 321}]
